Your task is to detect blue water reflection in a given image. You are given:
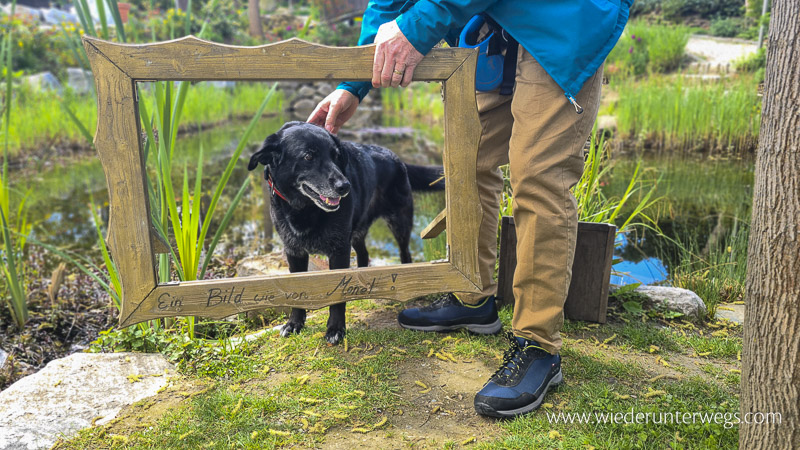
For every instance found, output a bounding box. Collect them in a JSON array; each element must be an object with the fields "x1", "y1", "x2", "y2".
[{"x1": 611, "y1": 232, "x2": 668, "y2": 286}]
